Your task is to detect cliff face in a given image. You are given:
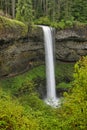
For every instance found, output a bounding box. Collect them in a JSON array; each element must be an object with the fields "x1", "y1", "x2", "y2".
[
  {"x1": 55, "y1": 27, "x2": 87, "y2": 61},
  {"x1": 0, "y1": 27, "x2": 44, "y2": 78},
  {"x1": 0, "y1": 17, "x2": 87, "y2": 78}
]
